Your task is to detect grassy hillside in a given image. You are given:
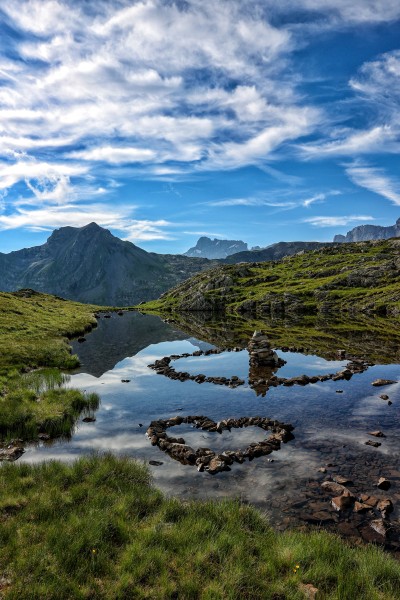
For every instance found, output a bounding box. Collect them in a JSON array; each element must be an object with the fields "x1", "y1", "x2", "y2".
[
  {"x1": 0, "y1": 289, "x2": 99, "y2": 374},
  {"x1": 0, "y1": 453, "x2": 399, "y2": 600},
  {"x1": 142, "y1": 239, "x2": 400, "y2": 318},
  {"x1": 0, "y1": 290, "x2": 100, "y2": 441}
]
